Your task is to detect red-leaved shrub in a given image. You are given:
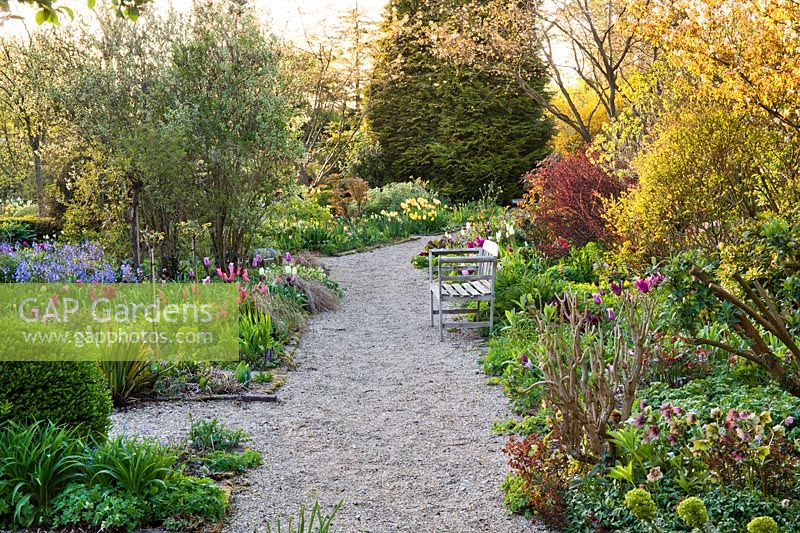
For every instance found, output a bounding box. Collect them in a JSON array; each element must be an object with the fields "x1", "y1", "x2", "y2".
[
  {"x1": 503, "y1": 431, "x2": 570, "y2": 528},
  {"x1": 520, "y1": 147, "x2": 625, "y2": 255}
]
